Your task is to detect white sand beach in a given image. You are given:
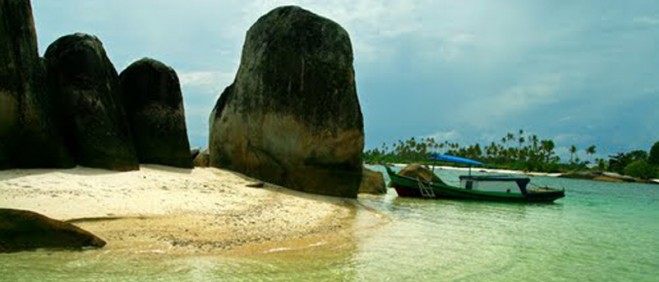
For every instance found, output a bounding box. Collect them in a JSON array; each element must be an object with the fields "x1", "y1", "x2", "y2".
[{"x1": 0, "y1": 165, "x2": 366, "y2": 255}]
